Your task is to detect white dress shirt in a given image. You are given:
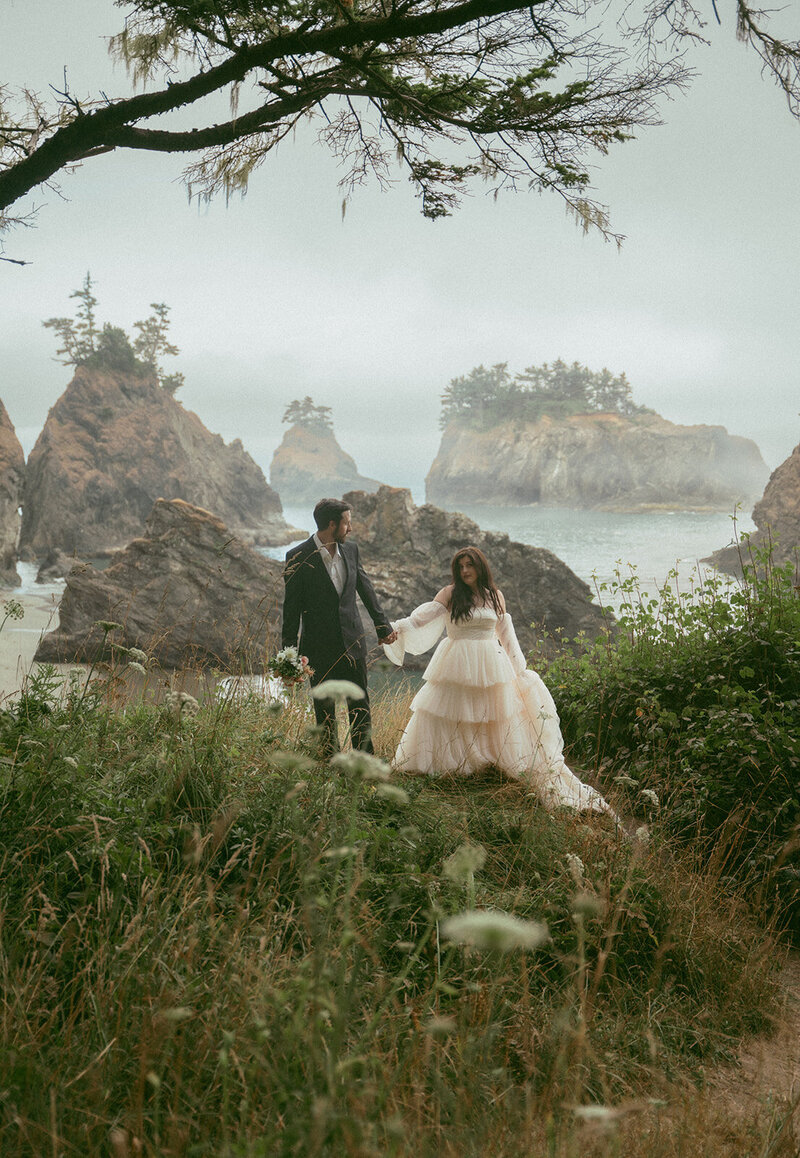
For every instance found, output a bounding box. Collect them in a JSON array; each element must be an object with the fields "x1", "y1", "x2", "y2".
[{"x1": 313, "y1": 533, "x2": 346, "y2": 596}]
